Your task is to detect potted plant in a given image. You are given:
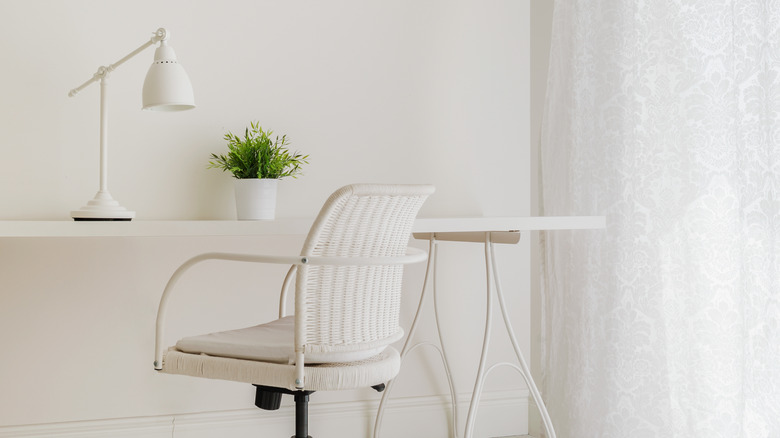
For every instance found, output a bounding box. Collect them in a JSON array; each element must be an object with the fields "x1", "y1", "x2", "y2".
[{"x1": 209, "y1": 122, "x2": 308, "y2": 220}]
